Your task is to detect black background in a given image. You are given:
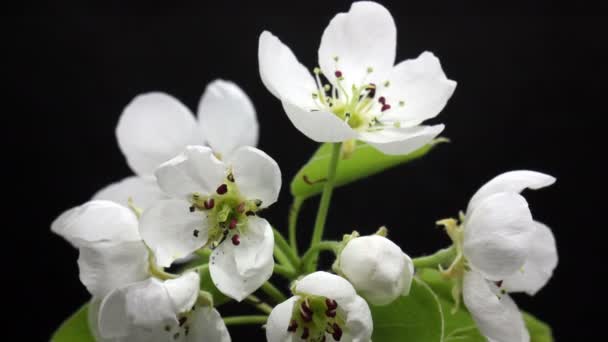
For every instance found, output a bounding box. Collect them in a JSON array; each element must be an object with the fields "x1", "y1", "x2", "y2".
[{"x1": 5, "y1": 1, "x2": 606, "y2": 340}]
